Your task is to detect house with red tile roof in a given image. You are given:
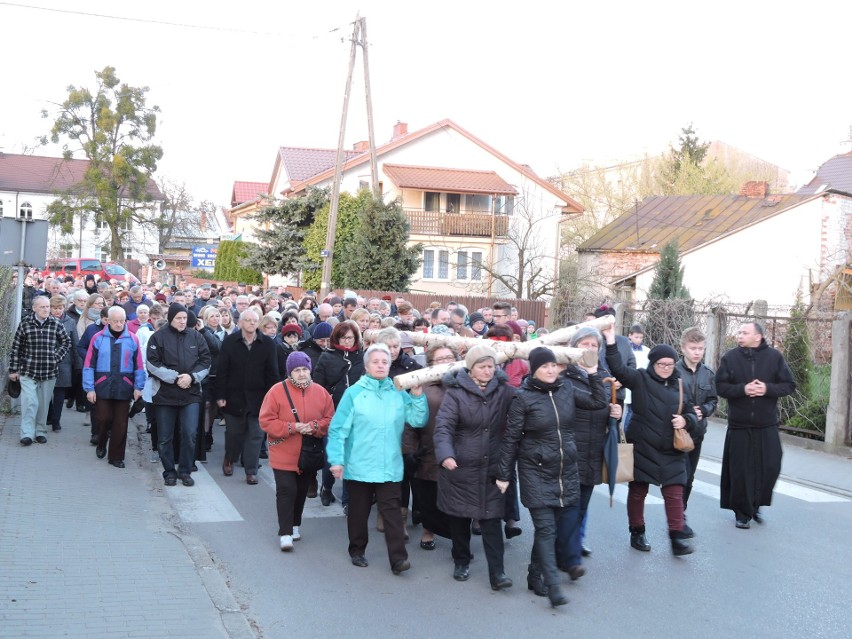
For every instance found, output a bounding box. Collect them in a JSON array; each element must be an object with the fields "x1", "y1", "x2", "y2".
[
  {"x1": 577, "y1": 180, "x2": 852, "y2": 309},
  {"x1": 231, "y1": 119, "x2": 583, "y2": 298},
  {"x1": 0, "y1": 152, "x2": 163, "y2": 266}
]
